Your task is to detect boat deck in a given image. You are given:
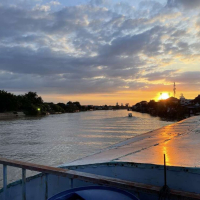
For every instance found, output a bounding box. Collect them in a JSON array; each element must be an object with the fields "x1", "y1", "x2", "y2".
[{"x1": 63, "y1": 116, "x2": 200, "y2": 167}]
